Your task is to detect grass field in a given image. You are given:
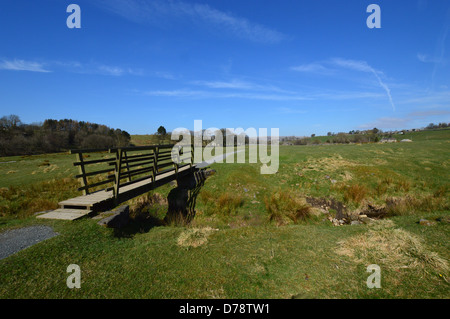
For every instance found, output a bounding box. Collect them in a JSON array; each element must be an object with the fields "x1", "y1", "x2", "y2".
[{"x1": 0, "y1": 130, "x2": 449, "y2": 298}]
